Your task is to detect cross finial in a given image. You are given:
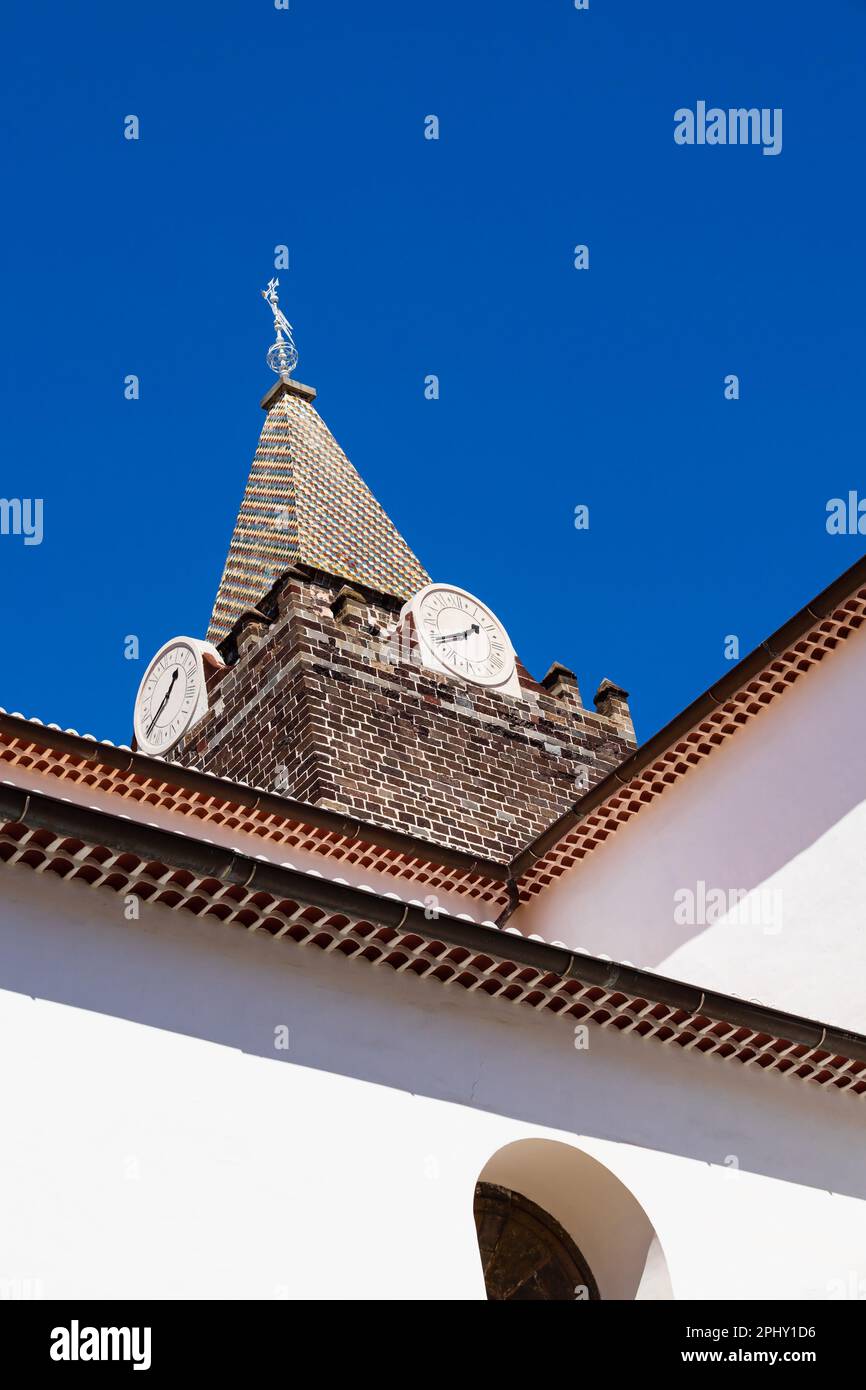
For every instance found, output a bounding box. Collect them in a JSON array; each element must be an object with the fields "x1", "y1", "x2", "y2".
[{"x1": 261, "y1": 277, "x2": 299, "y2": 379}]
